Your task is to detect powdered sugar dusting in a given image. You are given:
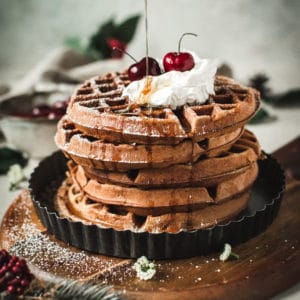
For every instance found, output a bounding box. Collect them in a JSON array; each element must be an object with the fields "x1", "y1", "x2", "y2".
[
  {"x1": 9, "y1": 231, "x2": 120, "y2": 279},
  {"x1": 5, "y1": 191, "x2": 126, "y2": 281}
]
